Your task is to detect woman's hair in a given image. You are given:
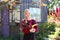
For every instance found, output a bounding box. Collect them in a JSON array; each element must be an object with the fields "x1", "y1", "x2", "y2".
[{"x1": 24, "y1": 9, "x2": 30, "y2": 14}]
